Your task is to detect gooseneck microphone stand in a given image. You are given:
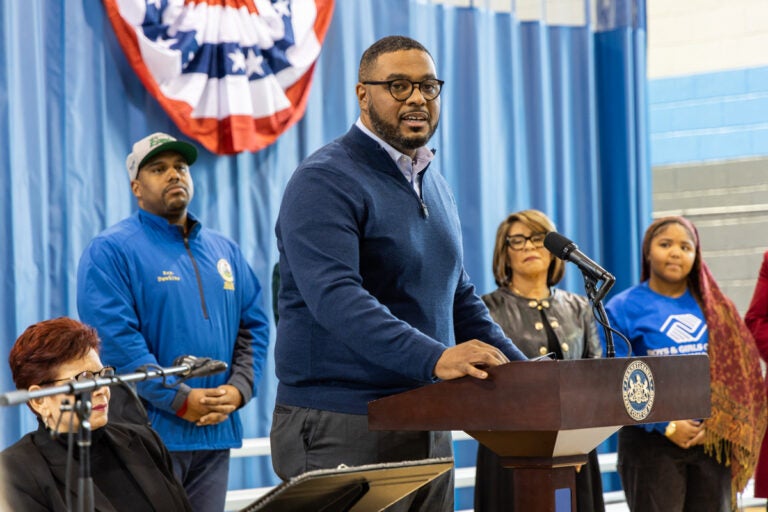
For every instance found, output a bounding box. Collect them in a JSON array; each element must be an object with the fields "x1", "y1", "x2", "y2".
[
  {"x1": 0, "y1": 360, "x2": 227, "y2": 512},
  {"x1": 582, "y1": 271, "x2": 617, "y2": 358}
]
